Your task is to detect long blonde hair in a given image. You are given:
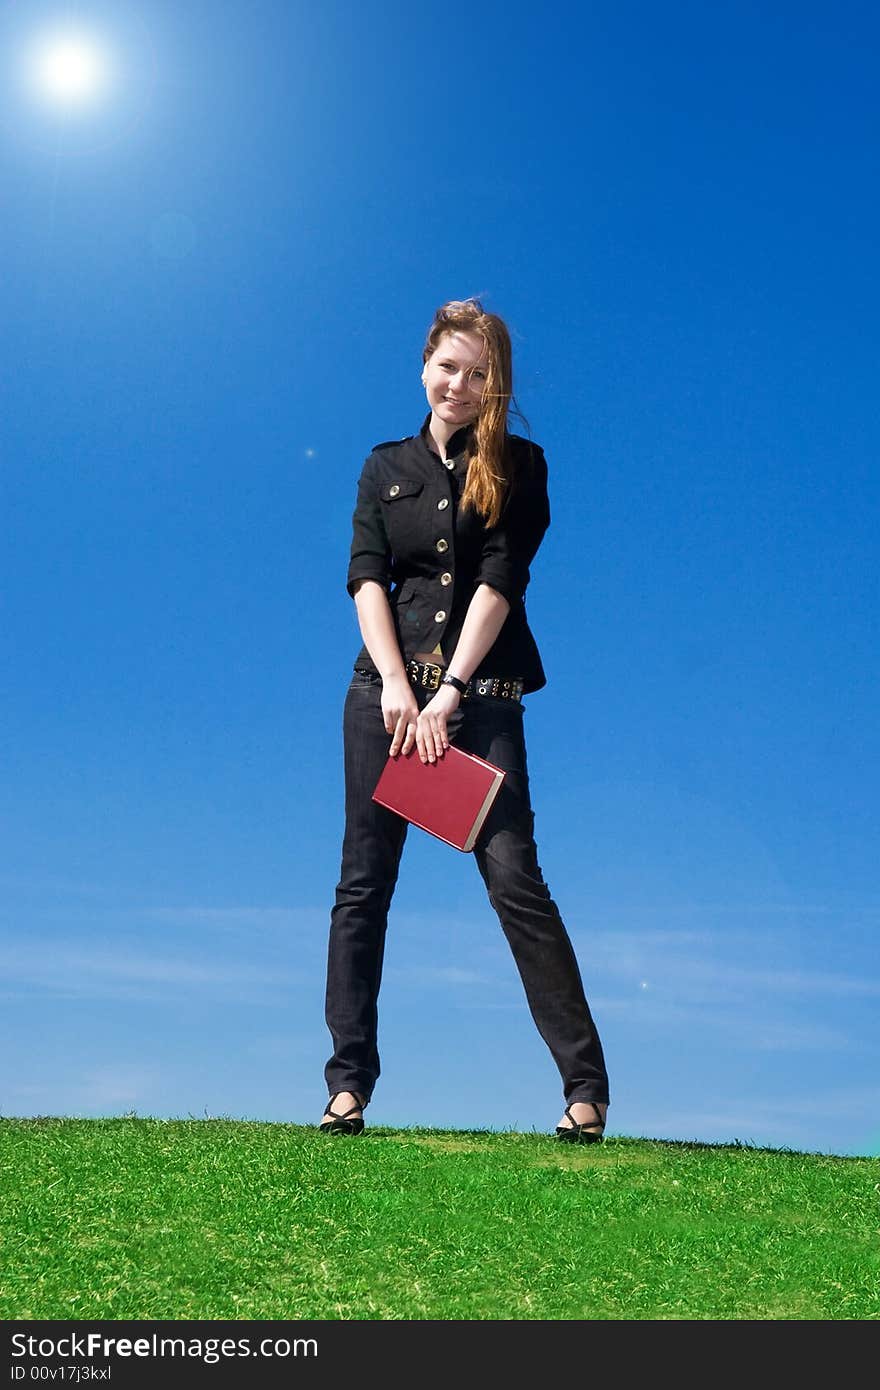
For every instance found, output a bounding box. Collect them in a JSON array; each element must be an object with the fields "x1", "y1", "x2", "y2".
[{"x1": 422, "y1": 298, "x2": 525, "y2": 527}]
